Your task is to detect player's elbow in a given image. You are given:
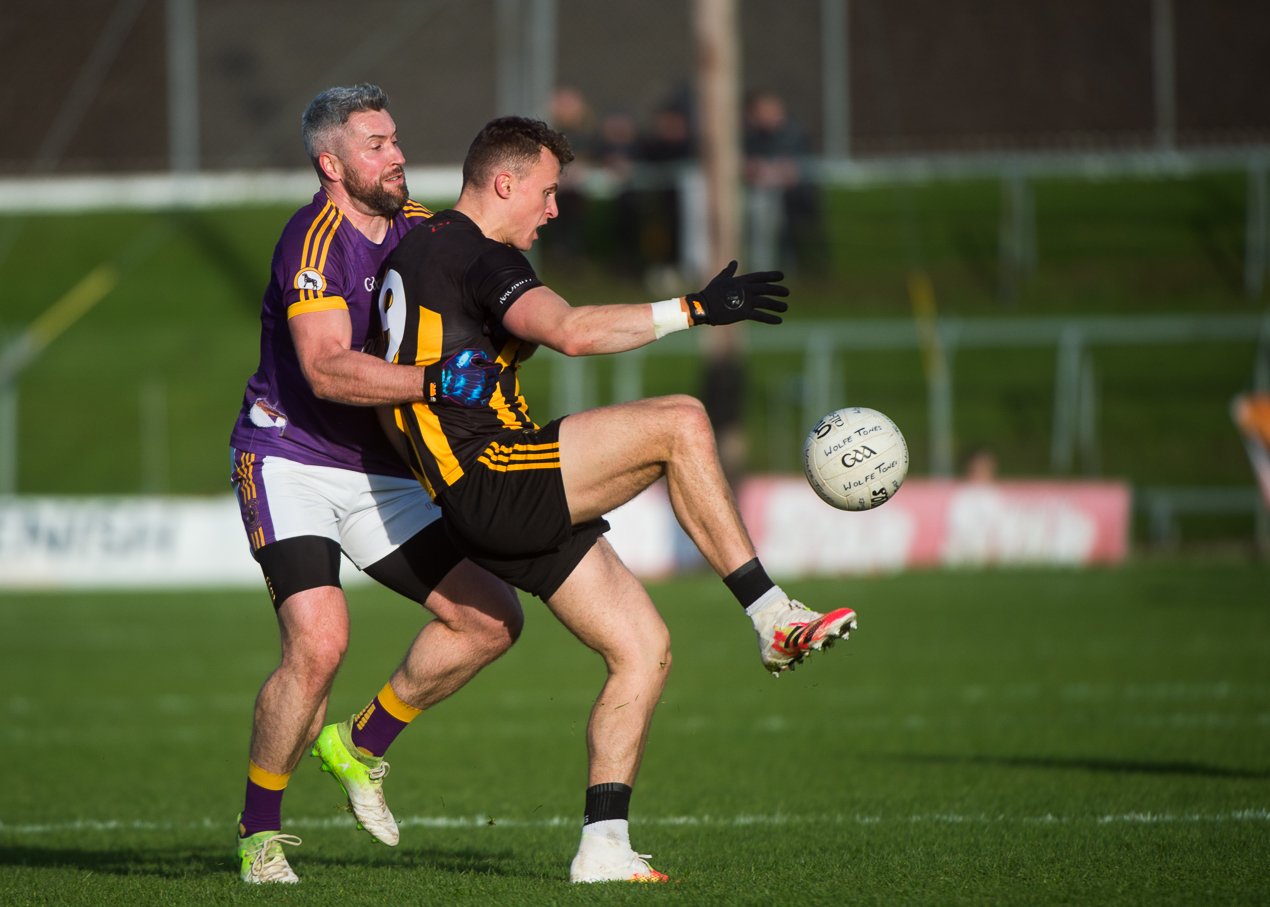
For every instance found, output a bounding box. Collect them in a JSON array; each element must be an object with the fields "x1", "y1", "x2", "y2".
[
  {"x1": 300, "y1": 361, "x2": 341, "y2": 402},
  {"x1": 551, "y1": 322, "x2": 608, "y2": 357},
  {"x1": 554, "y1": 335, "x2": 596, "y2": 358},
  {"x1": 307, "y1": 375, "x2": 340, "y2": 402}
]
